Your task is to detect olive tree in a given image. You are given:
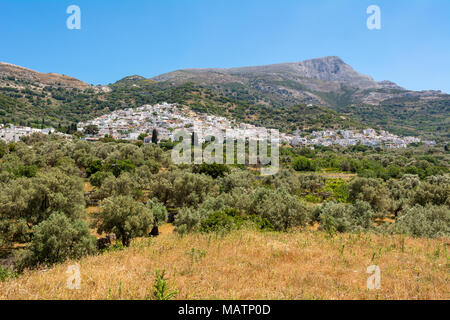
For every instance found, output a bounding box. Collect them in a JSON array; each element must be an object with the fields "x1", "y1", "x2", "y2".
[
  {"x1": 250, "y1": 188, "x2": 310, "y2": 231},
  {"x1": 388, "y1": 204, "x2": 450, "y2": 238},
  {"x1": 410, "y1": 175, "x2": 450, "y2": 208},
  {"x1": 150, "y1": 170, "x2": 218, "y2": 208},
  {"x1": 315, "y1": 201, "x2": 374, "y2": 234},
  {"x1": 348, "y1": 177, "x2": 391, "y2": 215},
  {"x1": 93, "y1": 172, "x2": 141, "y2": 200},
  {"x1": 94, "y1": 196, "x2": 154, "y2": 246},
  {"x1": 147, "y1": 198, "x2": 168, "y2": 235},
  {"x1": 0, "y1": 169, "x2": 85, "y2": 242},
  {"x1": 15, "y1": 212, "x2": 96, "y2": 271}
]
